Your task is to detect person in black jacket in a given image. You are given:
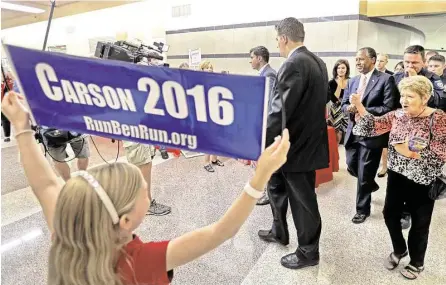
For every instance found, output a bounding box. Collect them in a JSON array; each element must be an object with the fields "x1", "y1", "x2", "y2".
[
  {"x1": 375, "y1": 53, "x2": 394, "y2": 177},
  {"x1": 427, "y1": 54, "x2": 446, "y2": 110},
  {"x1": 394, "y1": 46, "x2": 443, "y2": 110},
  {"x1": 376, "y1": 53, "x2": 394, "y2": 75},
  {"x1": 328, "y1": 59, "x2": 350, "y2": 144},
  {"x1": 258, "y1": 17, "x2": 329, "y2": 270}
]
